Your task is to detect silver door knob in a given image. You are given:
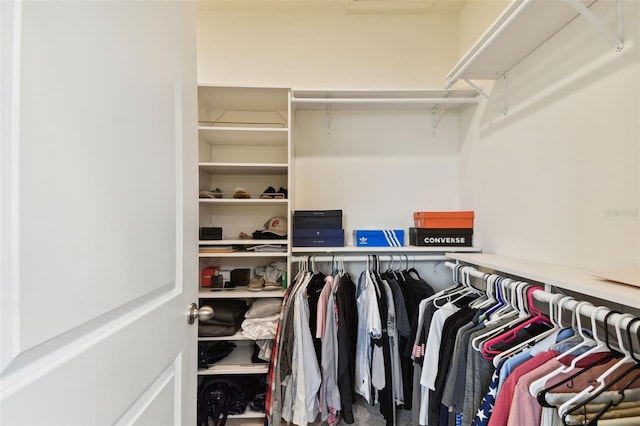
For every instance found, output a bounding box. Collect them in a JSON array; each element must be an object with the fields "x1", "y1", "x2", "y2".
[{"x1": 187, "y1": 303, "x2": 214, "y2": 324}]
